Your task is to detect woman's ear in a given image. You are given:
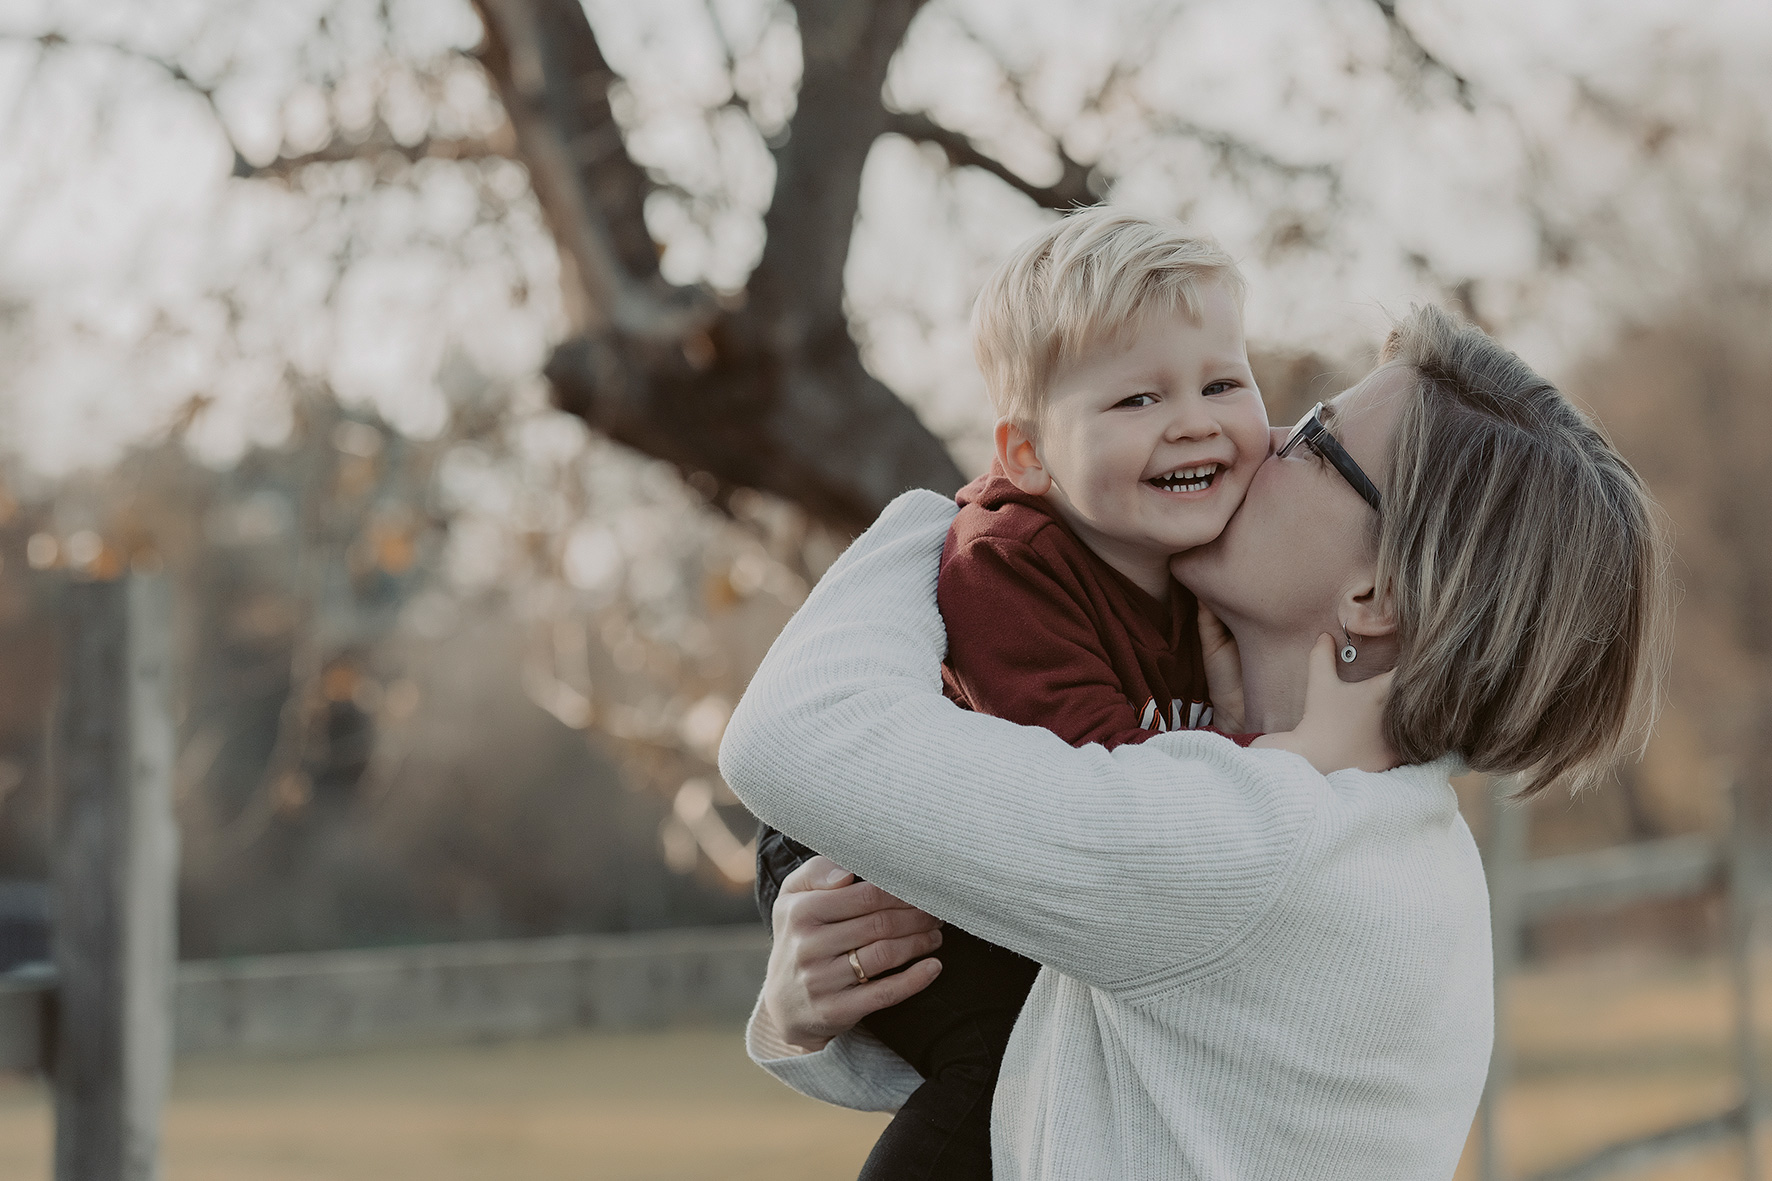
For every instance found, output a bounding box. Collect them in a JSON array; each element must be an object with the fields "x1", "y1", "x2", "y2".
[
  {"x1": 994, "y1": 418, "x2": 1052, "y2": 496},
  {"x1": 1340, "y1": 579, "x2": 1397, "y2": 639},
  {"x1": 1338, "y1": 579, "x2": 1399, "y2": 681}
]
